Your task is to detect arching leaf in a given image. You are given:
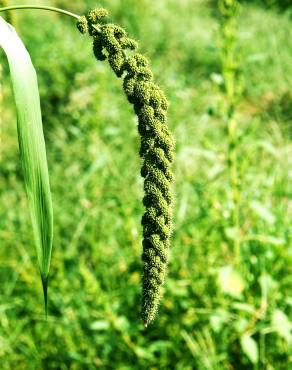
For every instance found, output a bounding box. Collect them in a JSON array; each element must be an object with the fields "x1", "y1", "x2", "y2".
[{"x1": 0, "y1": 16, "x2": 53, "y2": 313}]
